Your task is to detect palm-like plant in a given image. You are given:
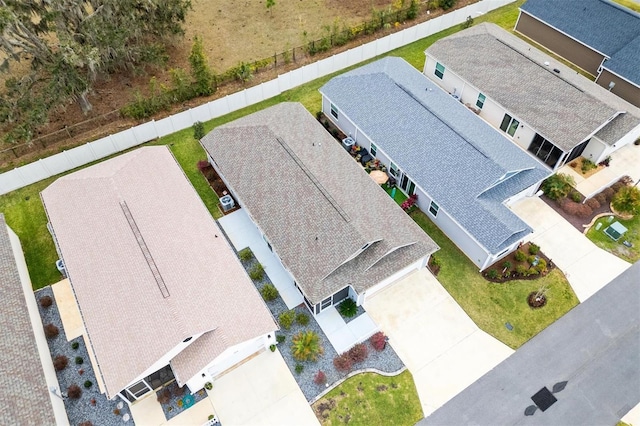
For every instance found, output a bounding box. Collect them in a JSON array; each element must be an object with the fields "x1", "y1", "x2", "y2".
[
  {"x1": 291, "y1": 330, "x2": 323, "y2": 362},
  {"x1": 541, "y1": 173, "x2": 575, "y2": 200},
  {"x1": 612, "y1": 186, "x2": 640, "y2": 215}
]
